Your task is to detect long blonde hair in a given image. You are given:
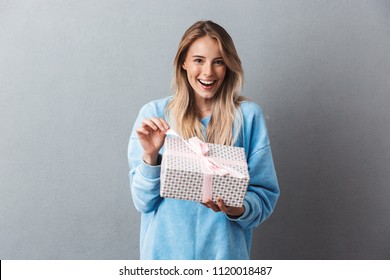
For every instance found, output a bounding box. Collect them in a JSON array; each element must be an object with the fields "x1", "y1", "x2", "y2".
[{"x1": 167, "y1": 20, "x2": 244, "y2": 145}]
